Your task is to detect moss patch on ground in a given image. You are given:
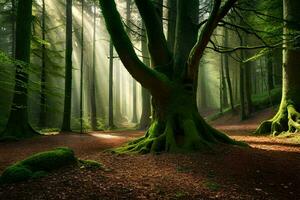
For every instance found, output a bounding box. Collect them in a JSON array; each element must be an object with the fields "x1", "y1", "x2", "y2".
[
  {"x1": 79, "y1": 159, "x2": 104, "y2": 170},
  {"x1": 0, "y1": 147, "x2": 77, "y2": 184}
]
